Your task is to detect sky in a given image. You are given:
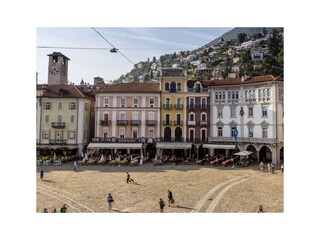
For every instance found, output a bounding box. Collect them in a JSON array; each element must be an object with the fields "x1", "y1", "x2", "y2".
[{"x1": 36, "y1": 27, "x2": 232, "y2": 84}]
